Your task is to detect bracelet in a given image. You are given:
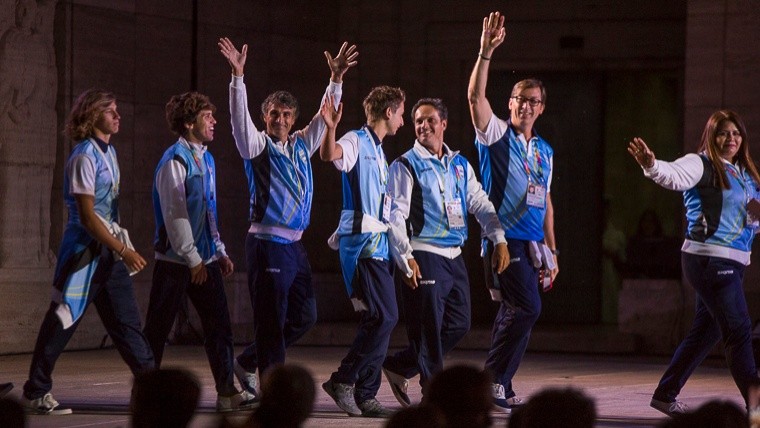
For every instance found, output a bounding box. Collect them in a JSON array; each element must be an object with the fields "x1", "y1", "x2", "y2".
[
  {"x1": 479, "y1": 53, "x2": 491, "y2": 61},
  {"x1": 118, "y1": 244, "x2": 127, "y2": 256},
  {"x1": 550, "y1": 248, "x2": 559, "y2": 256}
]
